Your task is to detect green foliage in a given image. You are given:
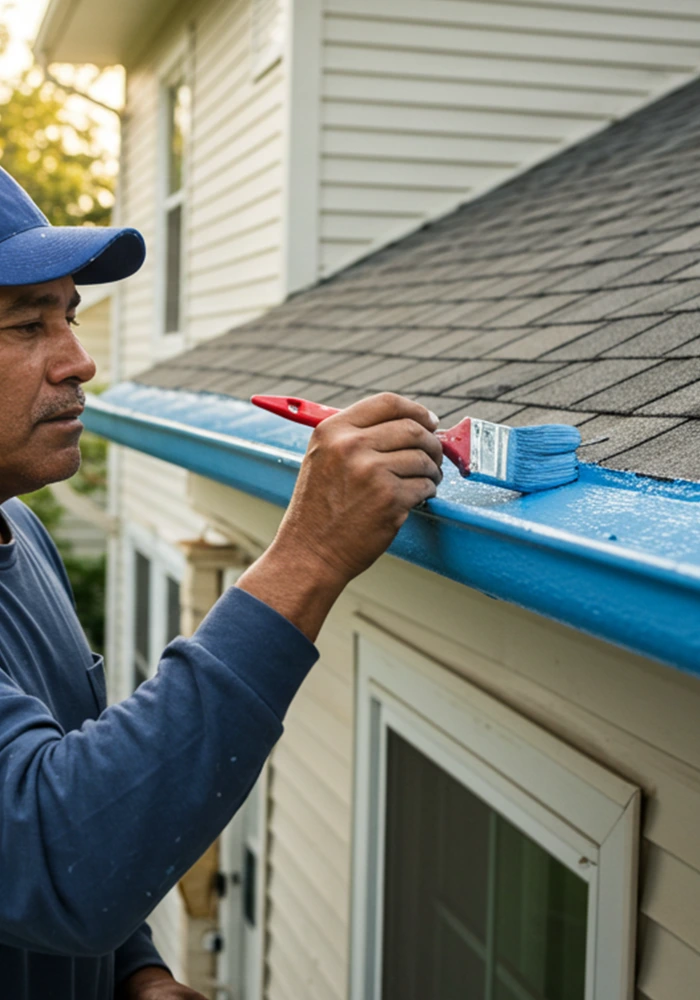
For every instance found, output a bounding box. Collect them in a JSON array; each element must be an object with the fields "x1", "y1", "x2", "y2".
[
  {"x1": 70, "y1": 431, "x2": 108, "y2": 502},
  {"x1": 0, "y1": 69, "x2": 114, "y2": 226},
  {"x1": 21, "y1": 485, "x2": 65, "y2": 536},
  {"x1": 20, "y1": 484, "x2": 107, "y2": 655},
  {"x1": 62, "y1": 552, "x2": 106, "y2": 653}
]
